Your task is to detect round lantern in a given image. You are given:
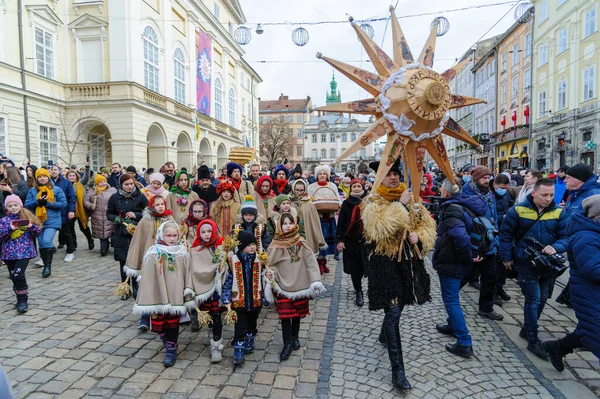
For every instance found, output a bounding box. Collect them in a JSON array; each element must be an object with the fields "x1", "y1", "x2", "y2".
[
  {"x1": 292, "y1": 27, "x2": 310, "y2": 47},
  {"x1": 360, "y1": 23, "x2": 375, "y2": 39},
  {"x1": 431, "y1": 17, "x2": 450, "y2": 37},
  {"x1": 234, "y1": 26, "x2": 251, "y2": 45}
]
